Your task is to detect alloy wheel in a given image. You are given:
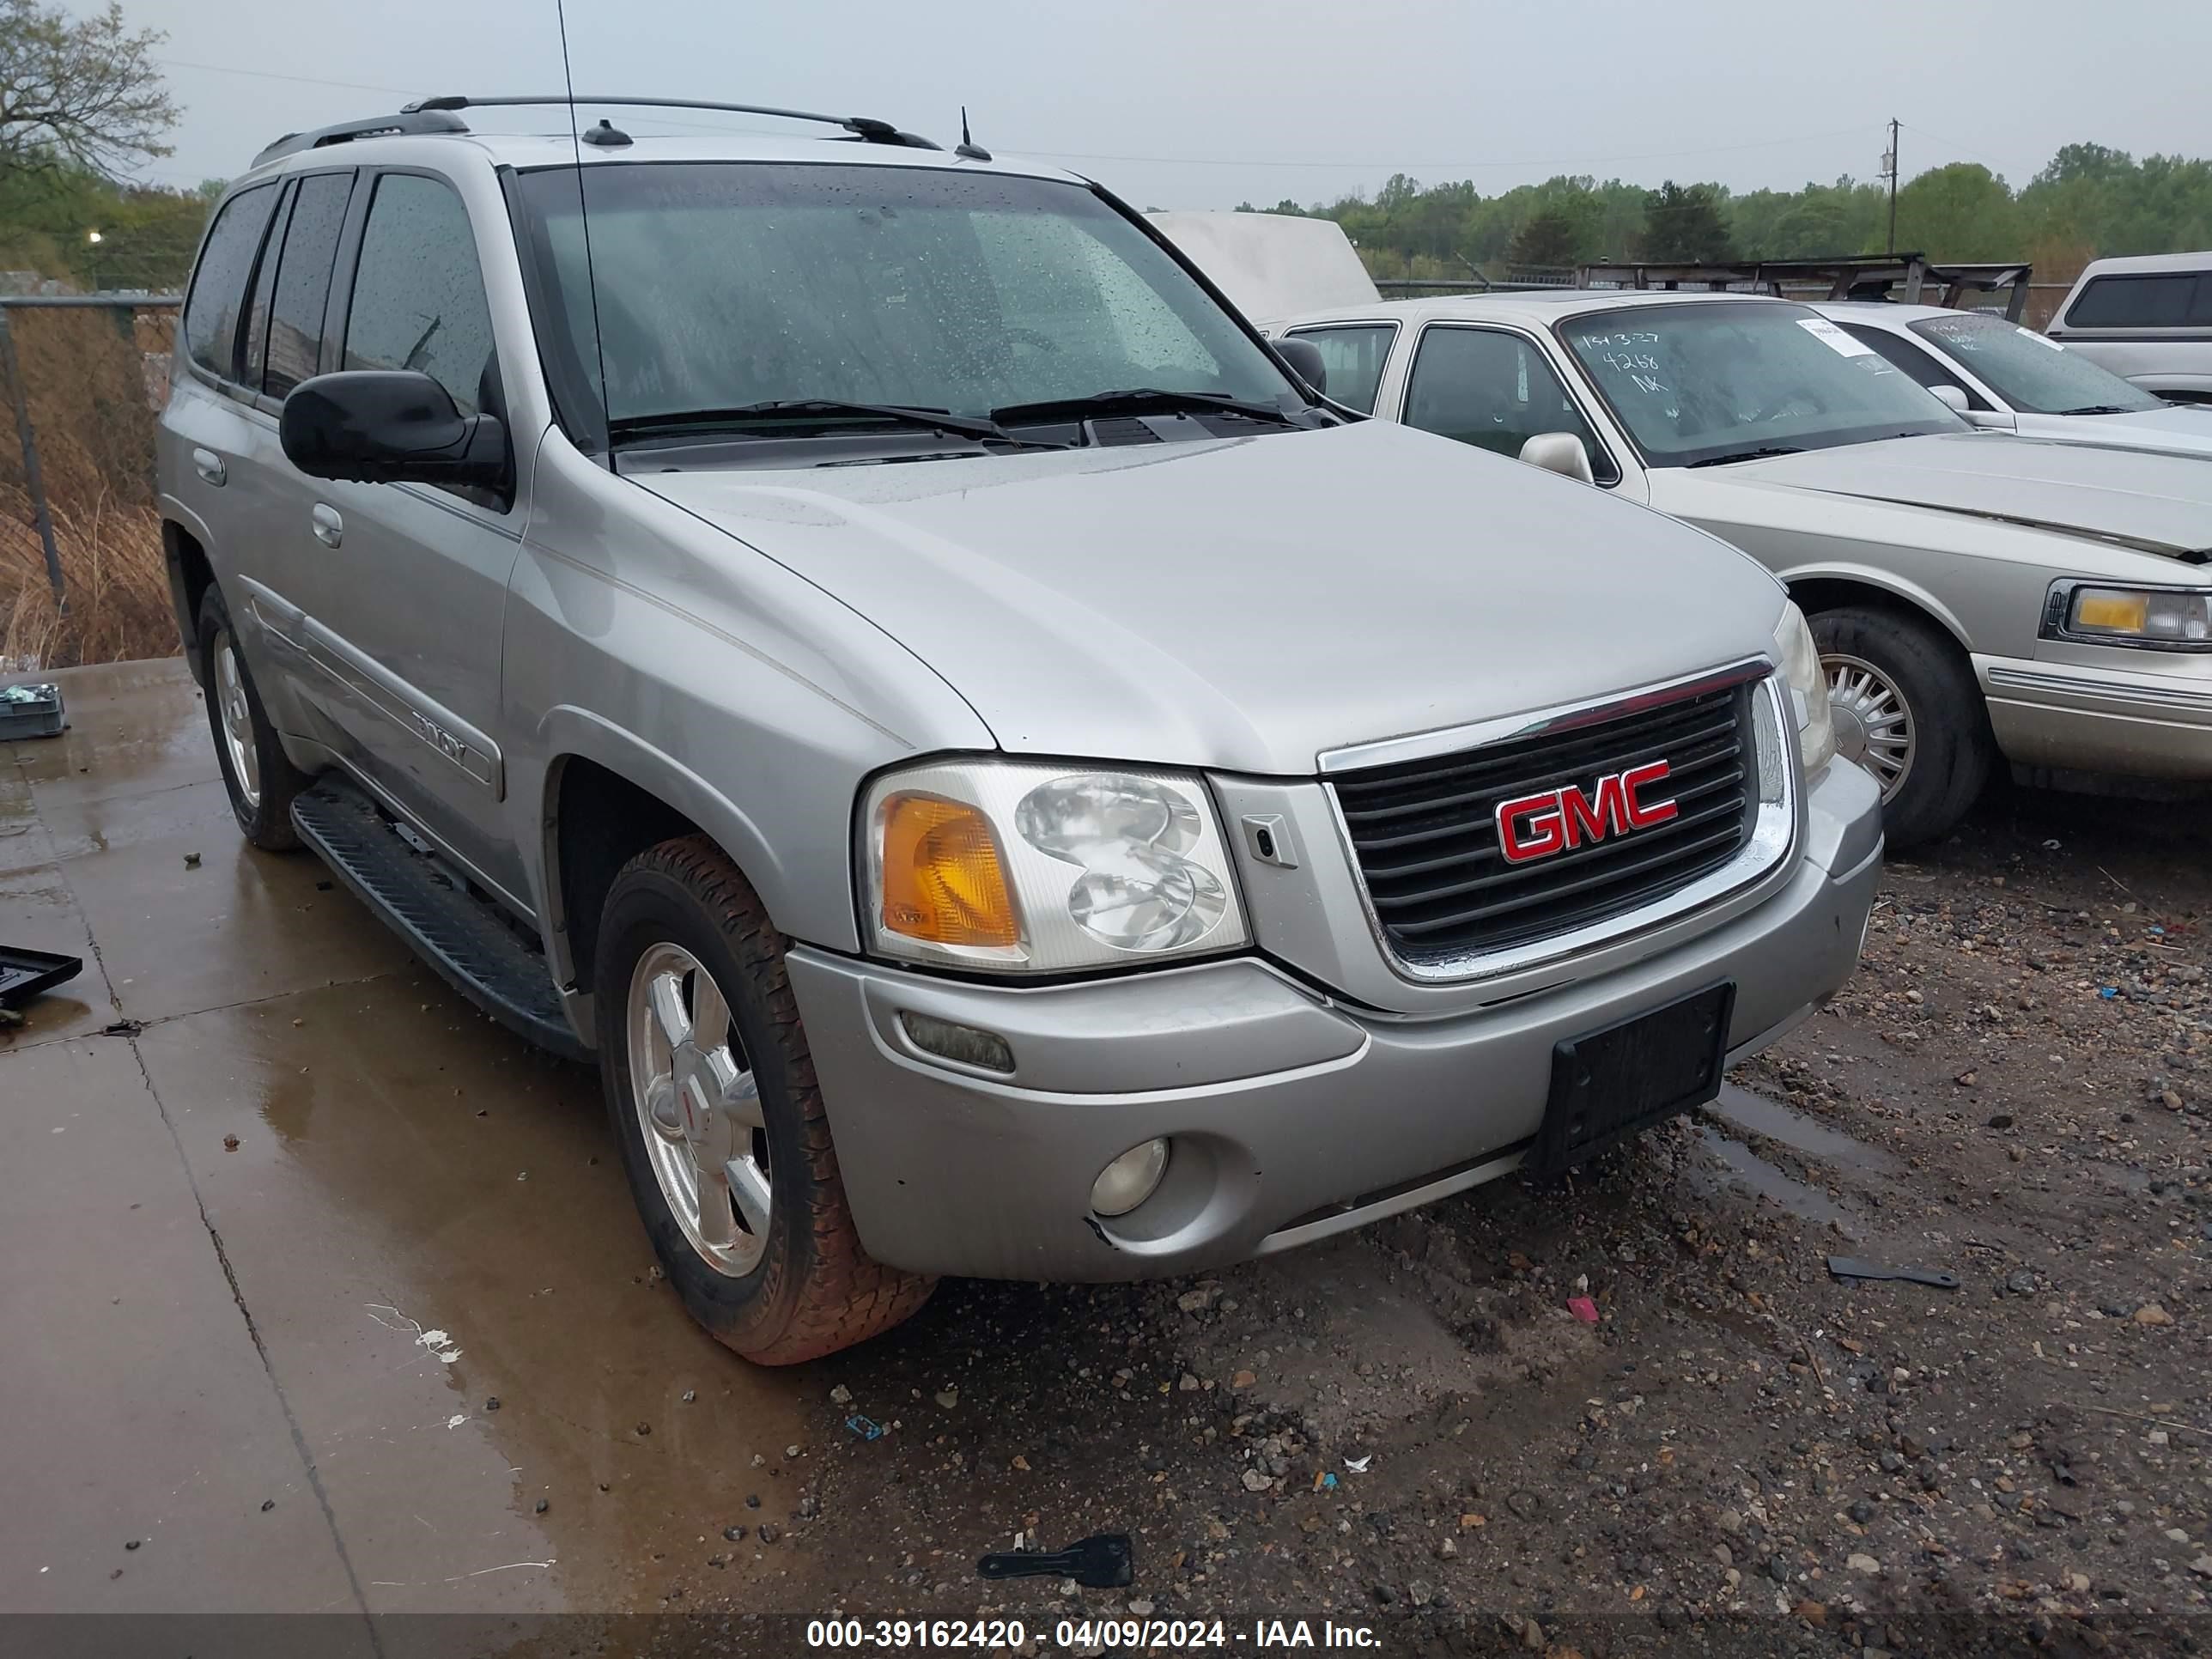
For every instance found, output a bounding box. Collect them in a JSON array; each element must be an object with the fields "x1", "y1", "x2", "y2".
[
  {"x1": 625, "y1": 942, "x2": 770, "y2": 1275},
  {"x1": 212, "y1": 630, "x2": 261, "y2": 810}
]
